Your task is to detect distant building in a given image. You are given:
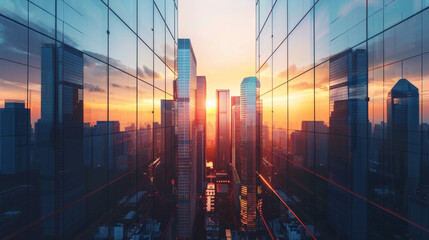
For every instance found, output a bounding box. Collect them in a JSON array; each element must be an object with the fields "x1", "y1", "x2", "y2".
[
  {"x1": 216, "y1": 89, "x2": 231, "y2": 171},
  {"x1": 239, "y1": 77, "x2": 261, "y2": 232},
  {"x1": 196, "y1": 76, "x2": 207, "y2": 195},
  {"x1": 231, "y1": 96, "x2": 241, "y2": 177},
  {"x1": 0, "y1": 101, "x2": 30, "y2": 174},
  {"x1": 177, "y1": 38, "x2": 197, "y2": 239},
  {"x1": 386, "y1": 78, "x2": 420, "y2": 211}
]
